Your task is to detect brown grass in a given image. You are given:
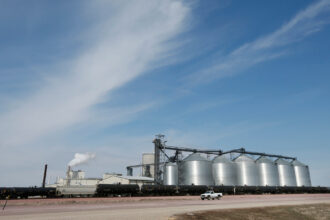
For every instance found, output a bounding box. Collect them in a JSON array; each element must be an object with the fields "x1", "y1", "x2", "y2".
[{"x1": 173, "y1": 203, "x2": 330, "y2": 220}]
